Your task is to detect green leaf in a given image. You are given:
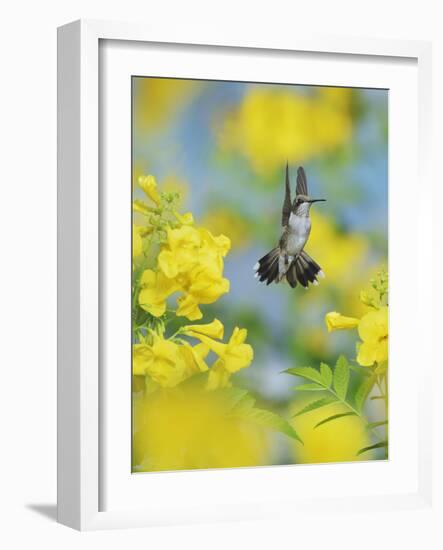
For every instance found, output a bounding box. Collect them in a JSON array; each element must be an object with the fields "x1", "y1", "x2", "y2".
[
  {"x1": 243, "y1": 408, "x2": 303, "y2": 444},
  {"x1": 354, "y1": 375, "x2": 376, "y2": 412},
  {"x1": 349, "y1": 363, "x2": 372, "y2": 376},
  {"x1": 333, "y1": 355, "x2": 350, "y2": 400},
  {"x1": 320, "y1": 363, "x2": 333, "y2": 387},
  {"x1": 230, "y1": 393, "x2": 256, "y2": 415},
  {"x1": 293, "y1": 383, "x2": 326, "y2": 392},
  {"x1": 285, "y1": 367, "x2": 325, "y2": 386},
  {"x1": 292, "y1": 396, "x2": 336, "y2": 418},
  {"x1": 366, "y1": 420, "x2": 388, "y2": 430},
  {"x1": 314, "y1": 412, "x2": 357, "y2": 429},
  {"x1": 357, "y1": 440, "x2": 388, "y2": 456},
  {"x1": 214, "y1": 387, "x2": 251, "y2": 411}
]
